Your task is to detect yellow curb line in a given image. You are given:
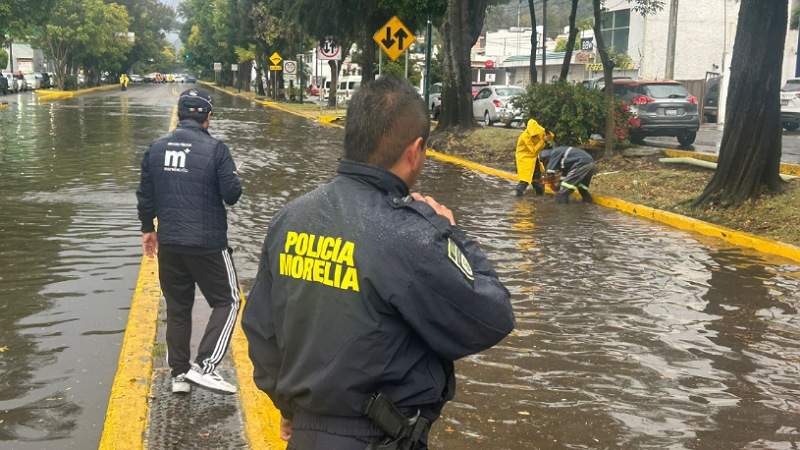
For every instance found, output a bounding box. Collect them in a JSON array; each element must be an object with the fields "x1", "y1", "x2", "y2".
[
  {"x1": 98, "y1": 107, "x2": 178, "y2": 450},
  {"x1": 204, "y1": 81, "x2": 800, "y2": 264},
  {"x1": 198, "y1": 81, "x2": 342, "y2": 128},
  {"x1": 663, "y1": 148, "x2": 800, "y2": 177},
  {"x1": 231, "y1": 294, "x2": 286, "y2": 450},
  {"x1": 36, "y1": 84, "x2": 120, "y2": 102}
]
